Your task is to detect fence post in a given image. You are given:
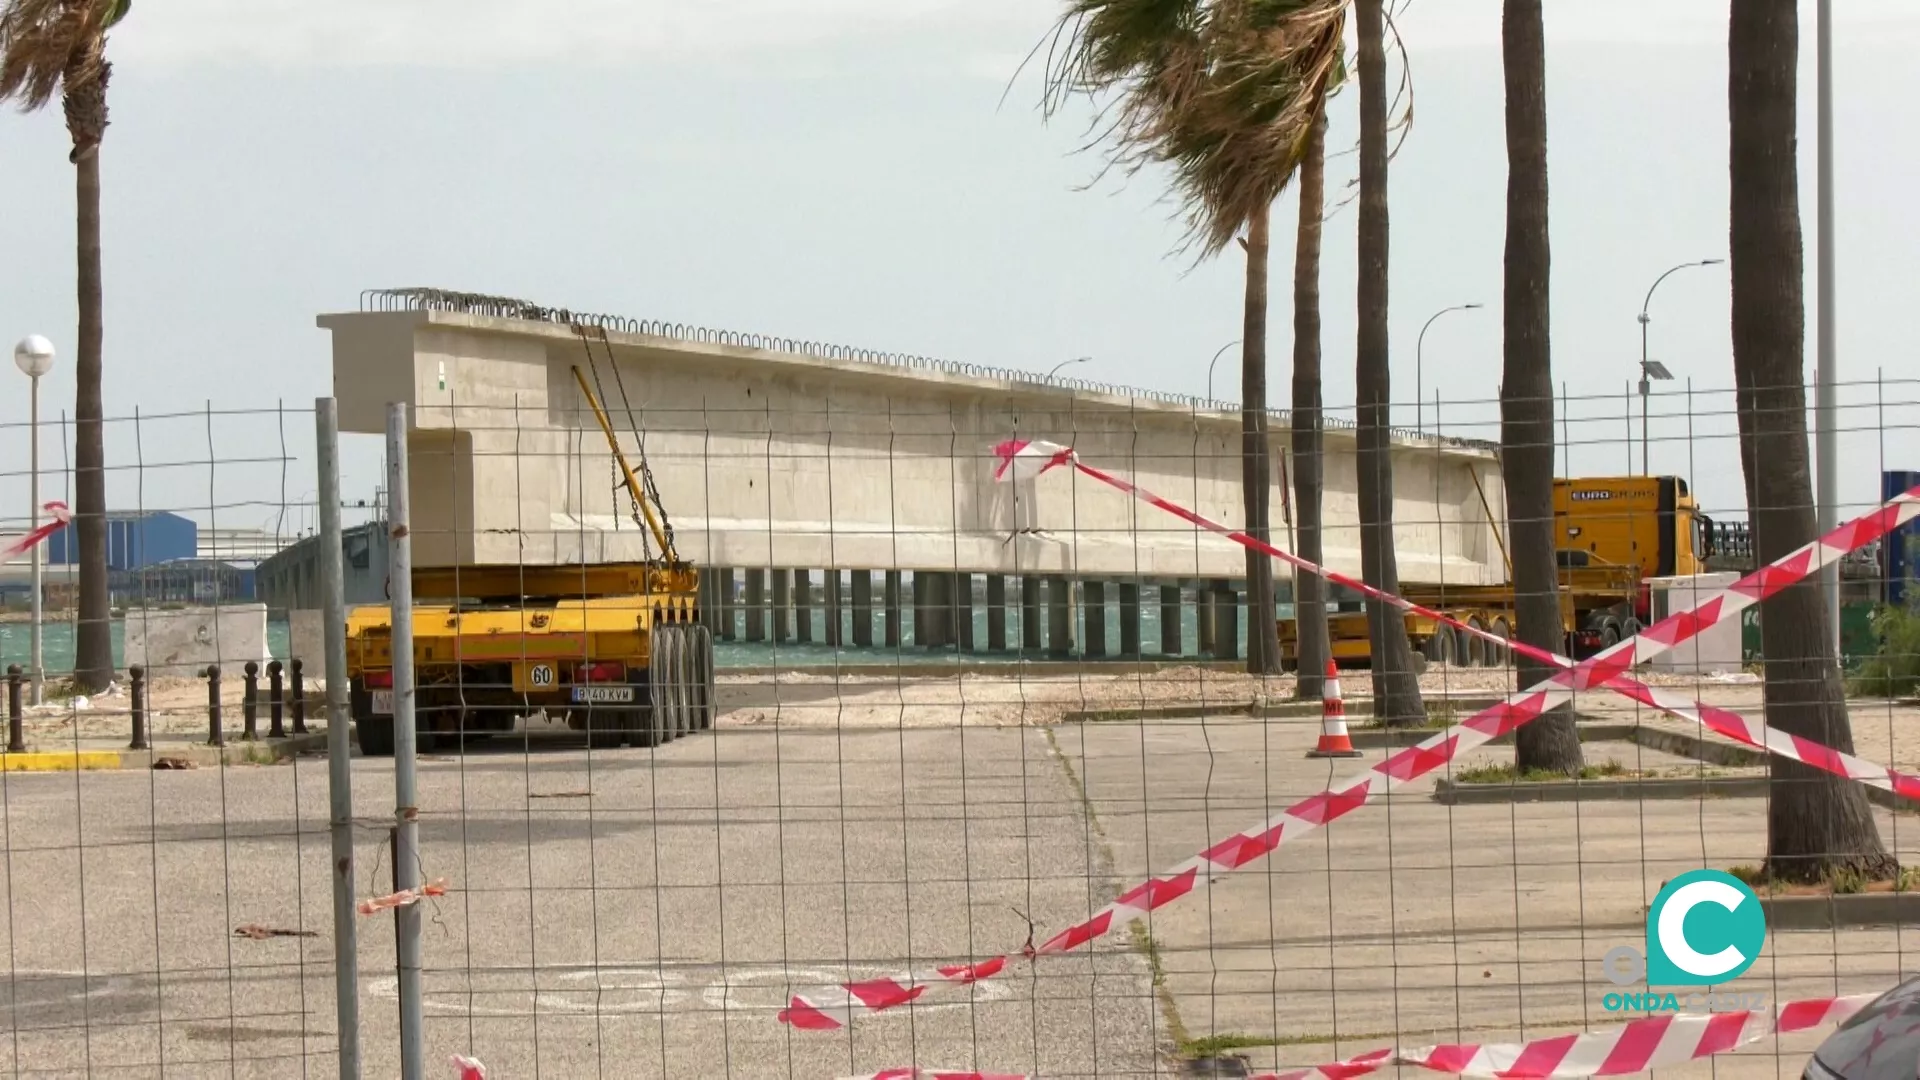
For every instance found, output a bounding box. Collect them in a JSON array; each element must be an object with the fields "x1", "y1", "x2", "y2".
[
  {"x1": 267, "y1": 659, "x2": 285, "y2": 739},
  {"x1": 129, "y1": 665, "x2": 148, "y2": 750},
  {"x1": 5, "y1": 665, "x2": 21, "y2": 753},
  {"x1": 317, "y1": 397, "x2": 362, "y2": 1079},
  {"x1": 290, "y1": 658, "x2": 308, "y2": 735},
  {"x1": 386, "y1": 401, "x2": 426, "y2": 1080},
  {"x1": 205, "y1": 665, "x2": 224, "y2": 747}
]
